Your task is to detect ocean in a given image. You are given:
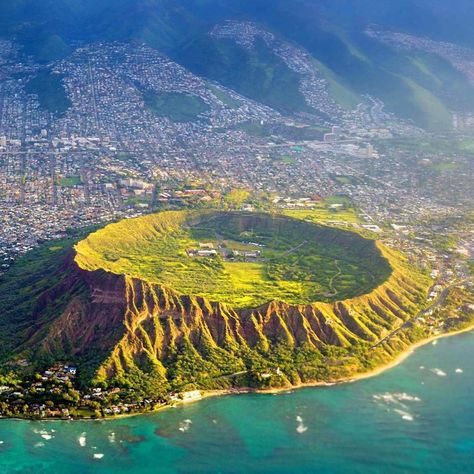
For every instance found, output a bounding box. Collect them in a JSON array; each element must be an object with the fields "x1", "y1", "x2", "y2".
[{"x1": 1, "y1": 332, "x2": 474, "y2": 473}]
